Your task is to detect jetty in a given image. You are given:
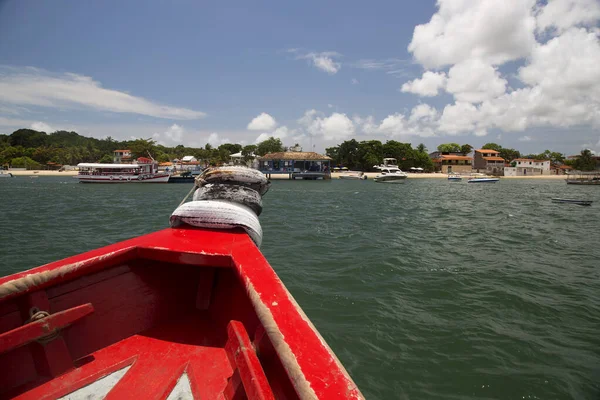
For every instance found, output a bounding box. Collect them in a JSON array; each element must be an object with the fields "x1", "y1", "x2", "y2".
[{"x1": 258, "y1": 152, "x2": 332, "y2": 180}]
